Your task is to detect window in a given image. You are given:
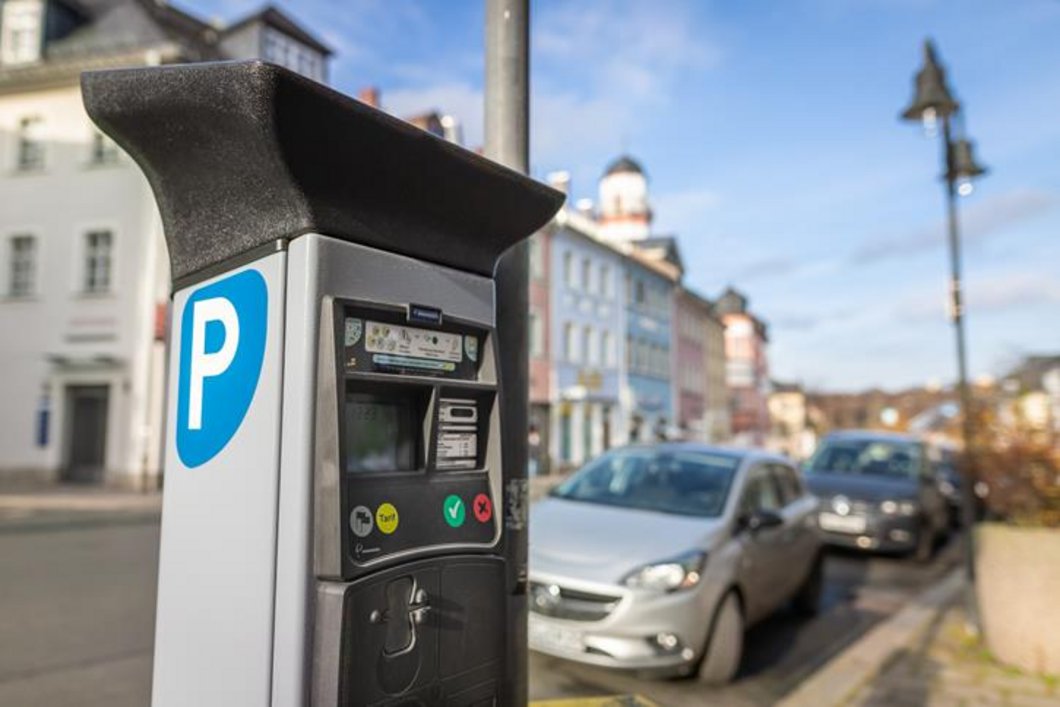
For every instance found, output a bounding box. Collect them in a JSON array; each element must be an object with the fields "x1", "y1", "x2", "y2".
[
  {"x1": 563, "y1": 251, "x2": 574, "y2": 288},
  {"x1": 1, "y1": 1, "x2": 42, "y2": 65},
  {"x1": 564, "y1": 322, "x2": 577, "y2": 362},
  {"x1": 90, "y1": 132, "x2": 120, "y2": 165},
  {"x1": 8, "y1": 234, "x2": 35, "y2": 297},
  {"x1": 83, "y1": 230, "x2": 113, "y2": 294},
  {"x1": 529, "y1": 236, "x2": 544, "y2": 279},
  {"x1": 602, "y1": 331, "x2": 614, "y2": 368},
  {"x1": 635, "y1": 280, "x2": 645, "y2": 306},
  {"x1": 739, "y1": 467, "x2": 783, "y2": 515},
  {"x1": 599, "y1": 265, "x2": 610, "y2": 298},
  {"x1": 581, "y1": 258, "x2": 592, "y2": 292},
  {"x1": 771, "y1": 464, "x2": 803, "y2": 506},
  {"x1": 262, "y1": 28, "x2": 323, "y2": 82},
  {"x1": 529, "y1": 312, "x2": 544, "y2": 357},
  {"x1": 582, "y1": 326, "x2": 594, "y2": 365},
  {"x1": 16, "y1": 116, "x2": 44, "y2": 171}
]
